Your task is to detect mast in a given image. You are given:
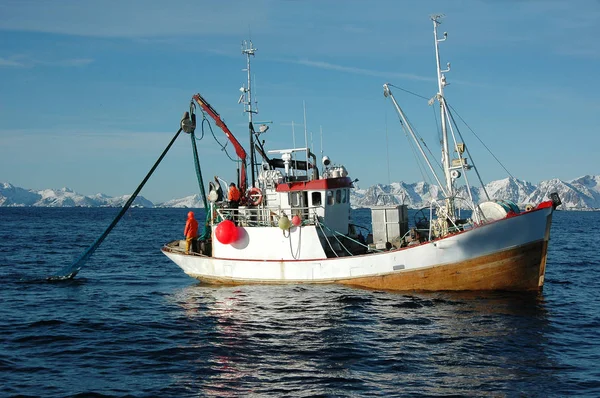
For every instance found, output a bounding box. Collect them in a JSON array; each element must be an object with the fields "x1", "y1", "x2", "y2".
[
  {"x1": 303, "y1": 101, "x2": 309, "y2": 177},
  {"x1": 320, "y1": 125, "x2": 323, "y2": 161},
  {"x1": 241, "y1": 40, "x2": 258, "y2": 188},
  {"x1": 431, "y1": 14, "x2": 454, "y2": 216}
]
